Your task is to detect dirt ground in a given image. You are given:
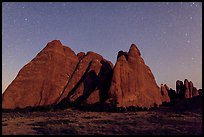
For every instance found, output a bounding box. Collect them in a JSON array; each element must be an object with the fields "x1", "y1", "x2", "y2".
[{"x1": 2, "y1": 103, "x2": 202, "y2": 135}]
